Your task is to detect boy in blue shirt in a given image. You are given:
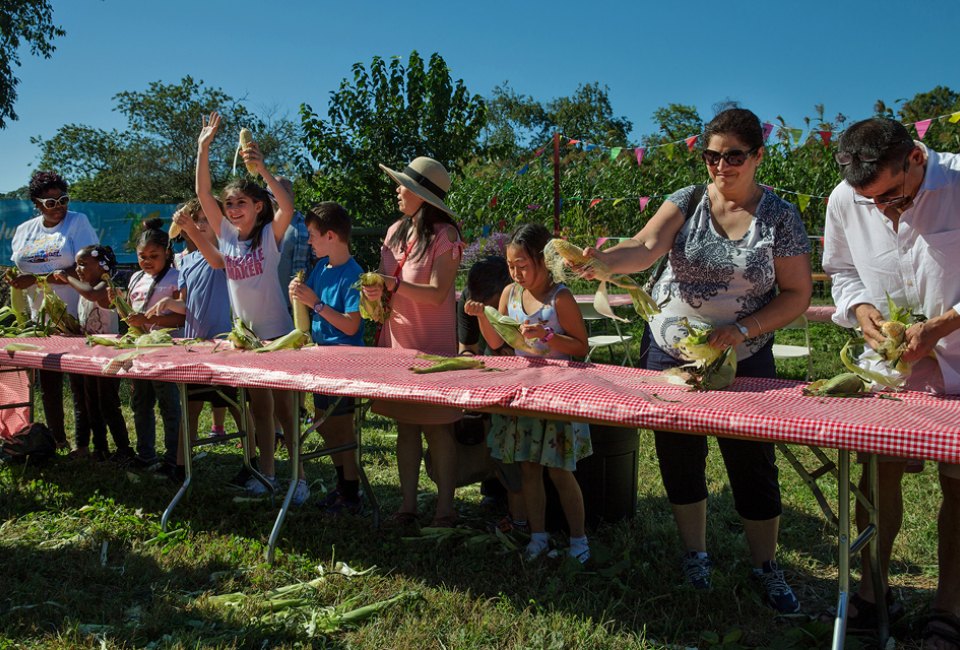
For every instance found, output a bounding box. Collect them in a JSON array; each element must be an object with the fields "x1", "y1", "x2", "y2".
[{"x1": 289, "y1": 202, "x2": 364, "y2": 514}]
